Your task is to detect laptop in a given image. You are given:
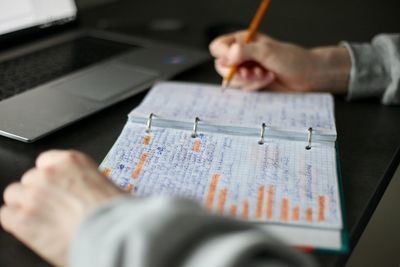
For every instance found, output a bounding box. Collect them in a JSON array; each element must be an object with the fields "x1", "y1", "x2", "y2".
[{"x1": 0, "y1": 0, "x2": 209, "y2": 143}]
